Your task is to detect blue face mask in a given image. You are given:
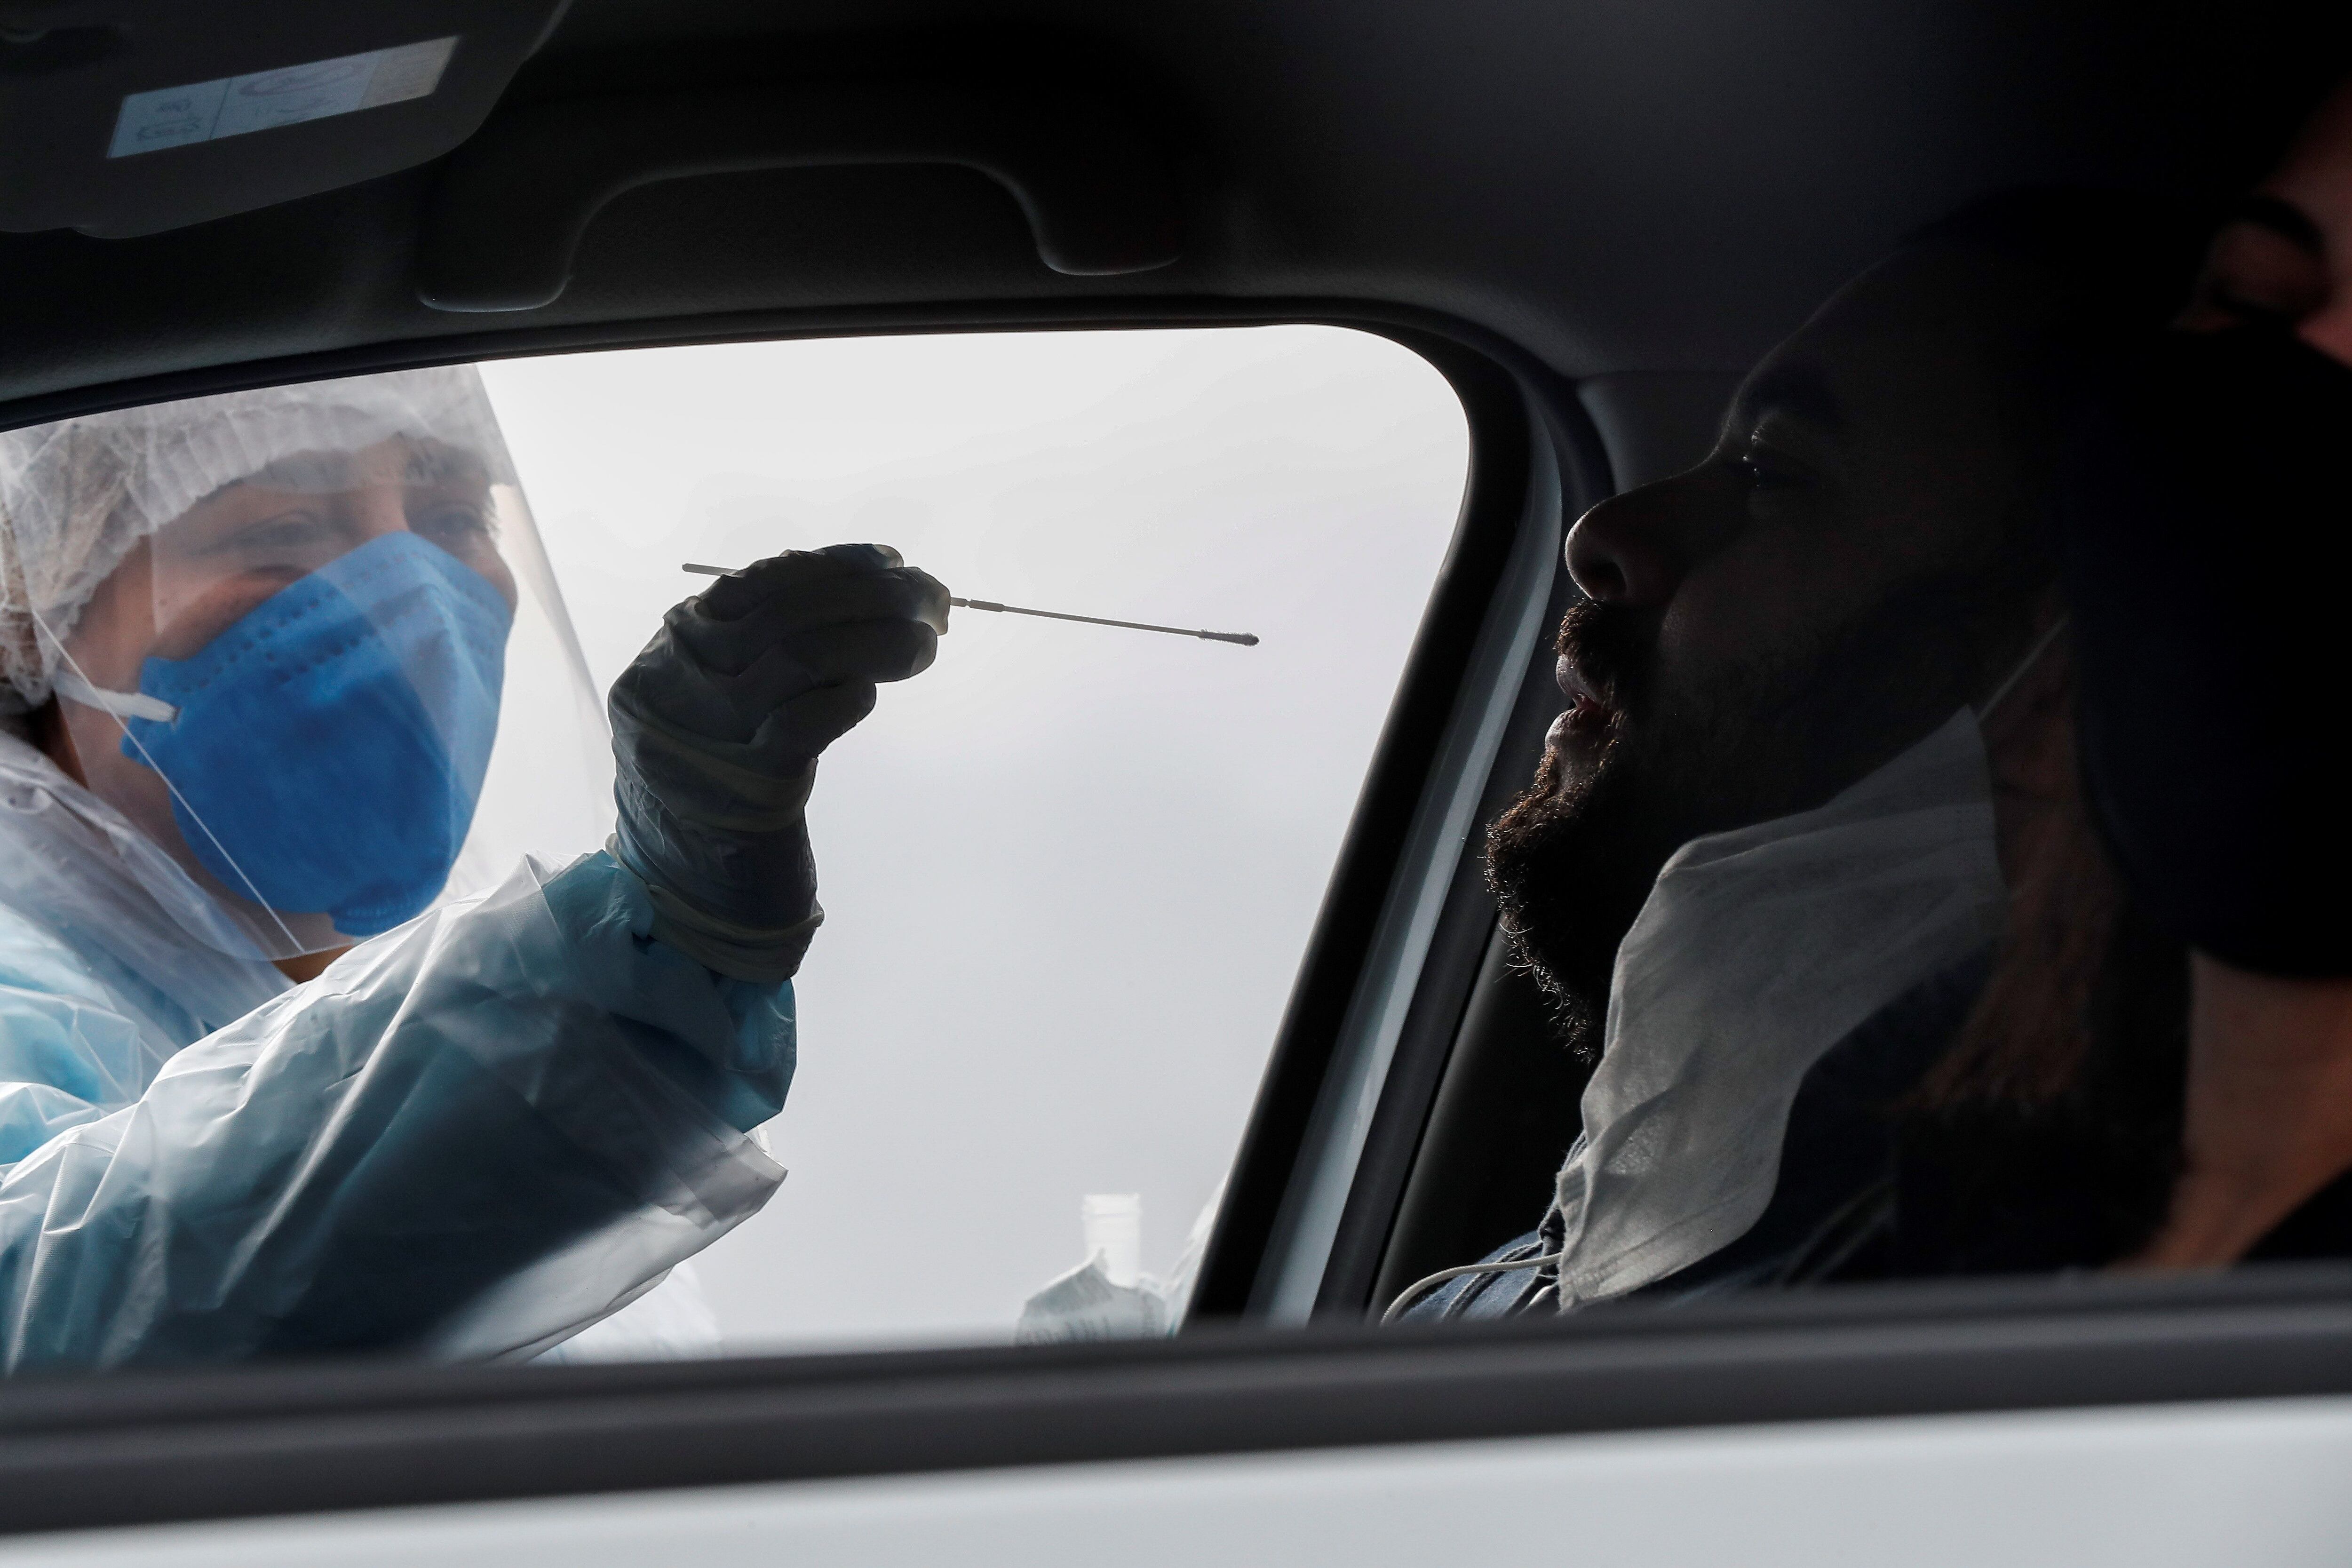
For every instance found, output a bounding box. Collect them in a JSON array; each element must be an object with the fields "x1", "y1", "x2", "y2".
[{"x1": 122, "y1": 532, "x2": 514, "y2": 939}]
